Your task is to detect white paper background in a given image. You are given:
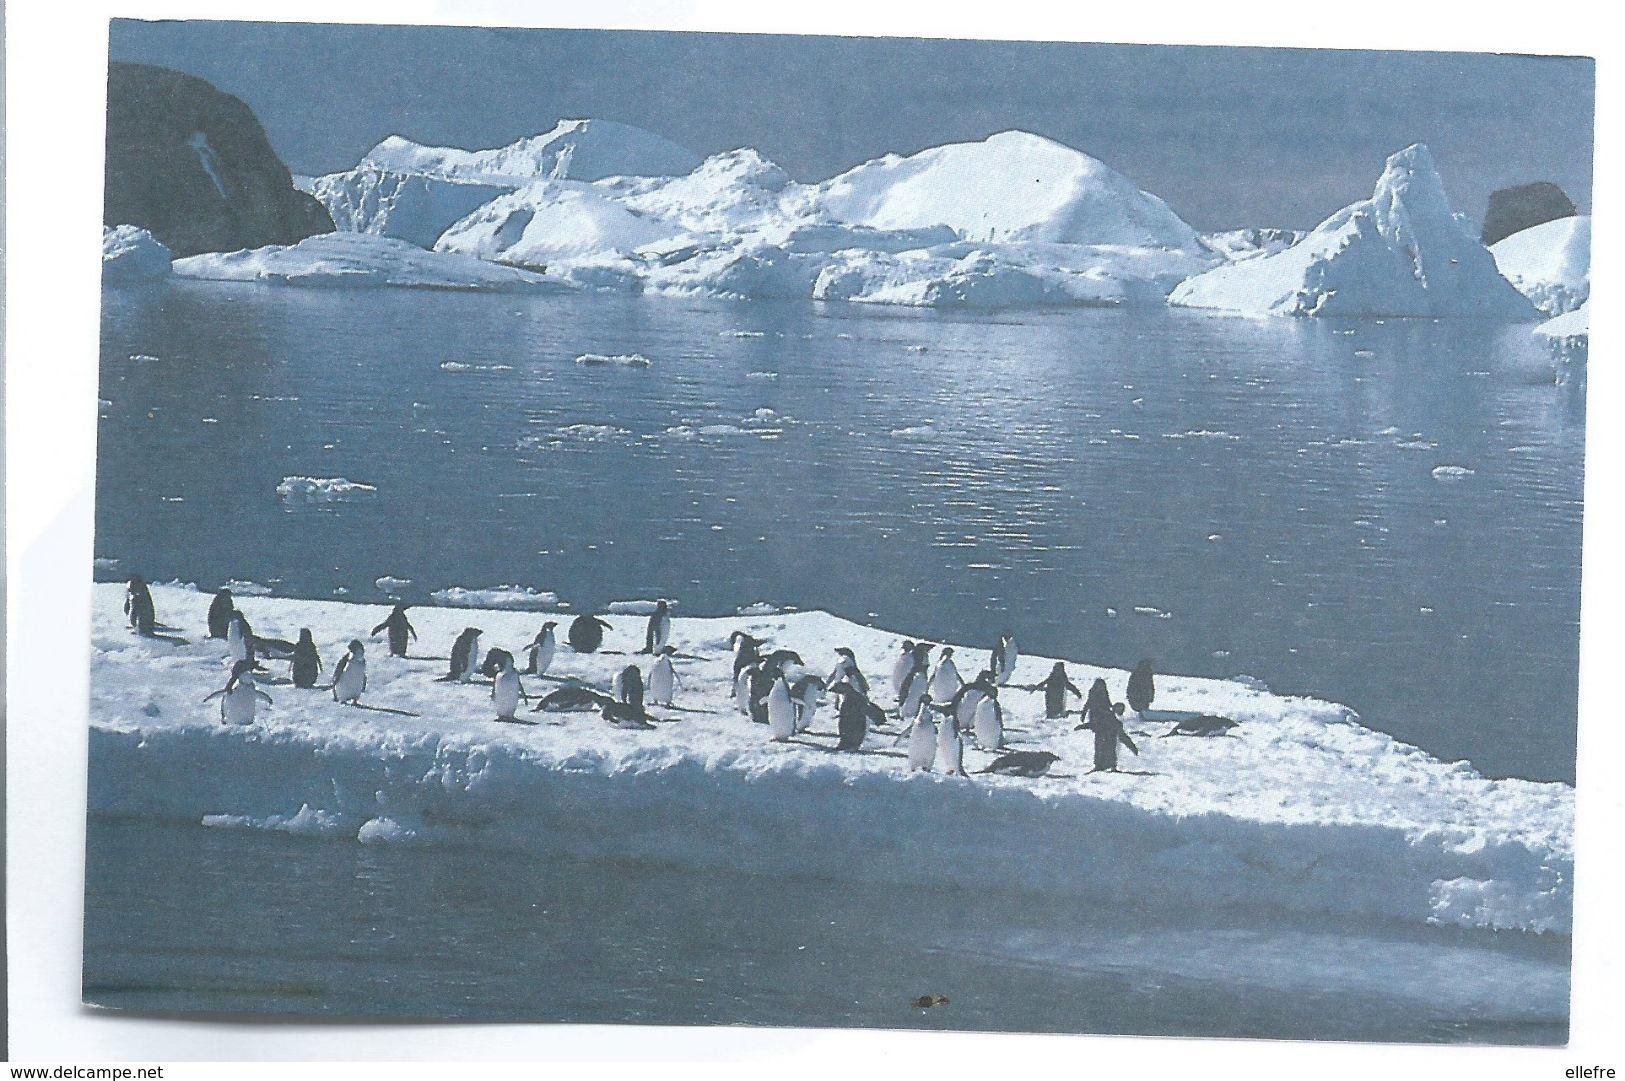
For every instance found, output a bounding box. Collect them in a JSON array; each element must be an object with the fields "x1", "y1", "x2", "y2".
[{"x1": 7, "y1": 0, "x2": 1618, "y2": 1071}]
